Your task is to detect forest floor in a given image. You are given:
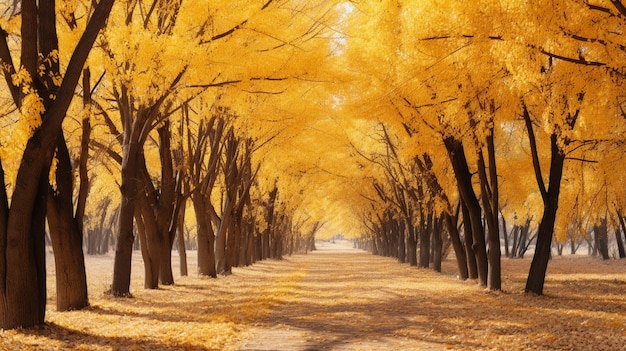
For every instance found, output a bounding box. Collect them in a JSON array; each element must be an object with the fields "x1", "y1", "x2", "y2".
[{"x1": 1, "y1": 241, "x2": 625, "y2": 351}]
